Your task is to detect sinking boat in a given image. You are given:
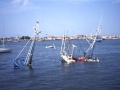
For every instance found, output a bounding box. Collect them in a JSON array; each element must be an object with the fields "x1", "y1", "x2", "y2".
[
  {"x1": 13, "y1": 21, "x2": 40, "y2": 67},
  {"x1": 84, "y1": 15, "x2": 103, "y2": 62},
  {"x1": 60, "y1": 34, "x2": 77, "y2": 64},
  {"x1": 84, "y1": 30, "x2": 100, "y2": 62}
]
